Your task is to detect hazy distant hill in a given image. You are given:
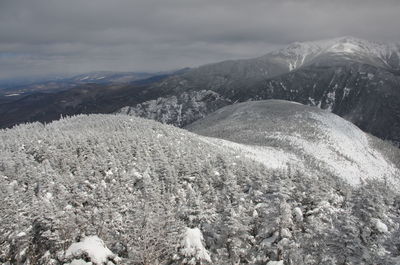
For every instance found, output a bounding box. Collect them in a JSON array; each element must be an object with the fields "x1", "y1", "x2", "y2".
[{"x1": 0, "y1": 70, "x2": 188, "y2": 128}]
